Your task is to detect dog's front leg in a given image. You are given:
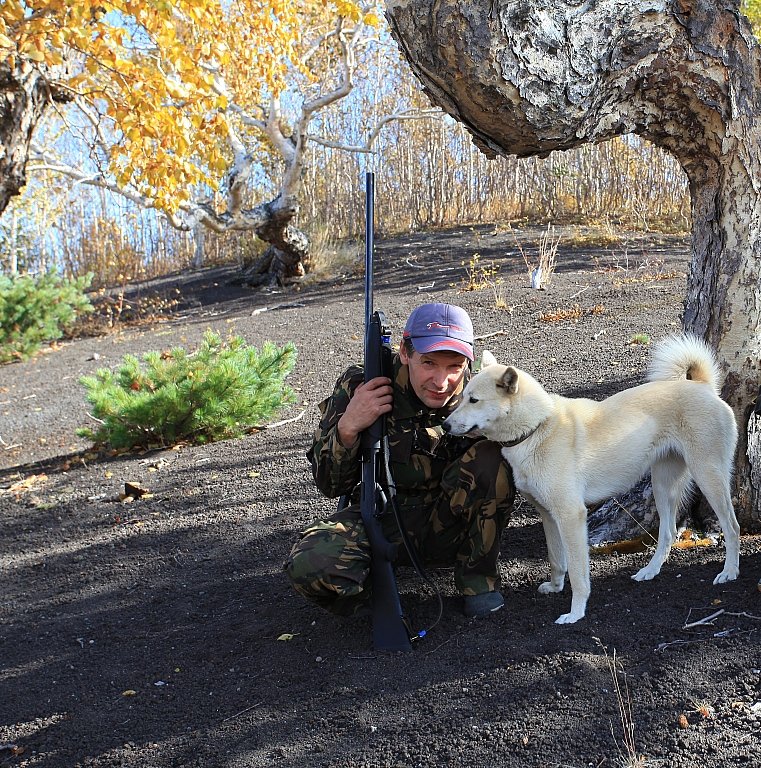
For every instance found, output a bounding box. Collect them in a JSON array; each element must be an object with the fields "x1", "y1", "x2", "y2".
[
  {"x1": 549, "y1": 503, "x2": 591, "y2": 624},
  {"x1": 536, "y1": 507, "x2": 566, "y2": 594}
]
